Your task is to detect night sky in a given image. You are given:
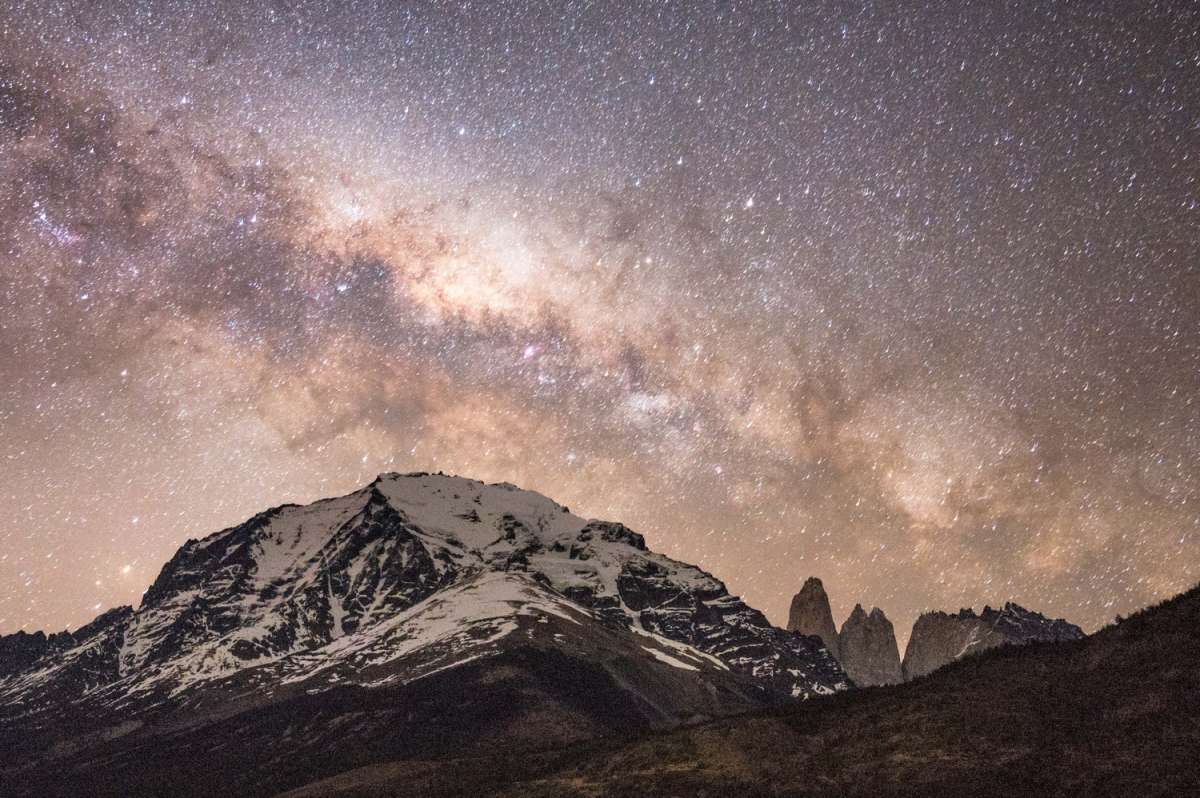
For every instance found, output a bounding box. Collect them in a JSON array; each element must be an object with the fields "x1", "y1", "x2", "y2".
[{"x1": 1, "y1": 1, "x2": 1197, "y2": 645}]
